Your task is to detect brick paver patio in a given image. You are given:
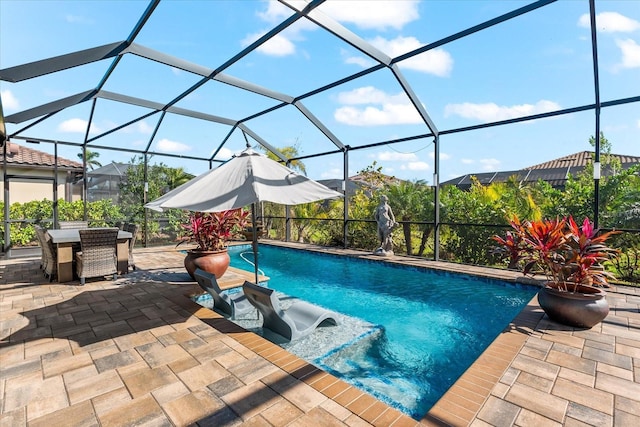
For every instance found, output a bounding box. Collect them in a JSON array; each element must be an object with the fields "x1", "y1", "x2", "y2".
[{"x1": 1, "y1": 242, "x2": 639, "y2": 426}]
